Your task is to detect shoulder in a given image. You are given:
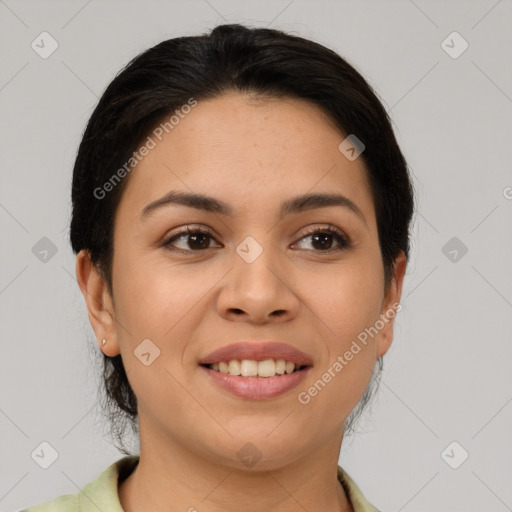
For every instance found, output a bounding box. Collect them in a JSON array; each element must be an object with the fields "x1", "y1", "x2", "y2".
[
  {"x1": 19, "y1": 493, "x2": 78, "y2": 512},
  {"x1": 337, "y1": 465, "x2": 381, "y2": 512},
  {"x1": 19, "y1": 455, "x2": 140, "y2": 512}
]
